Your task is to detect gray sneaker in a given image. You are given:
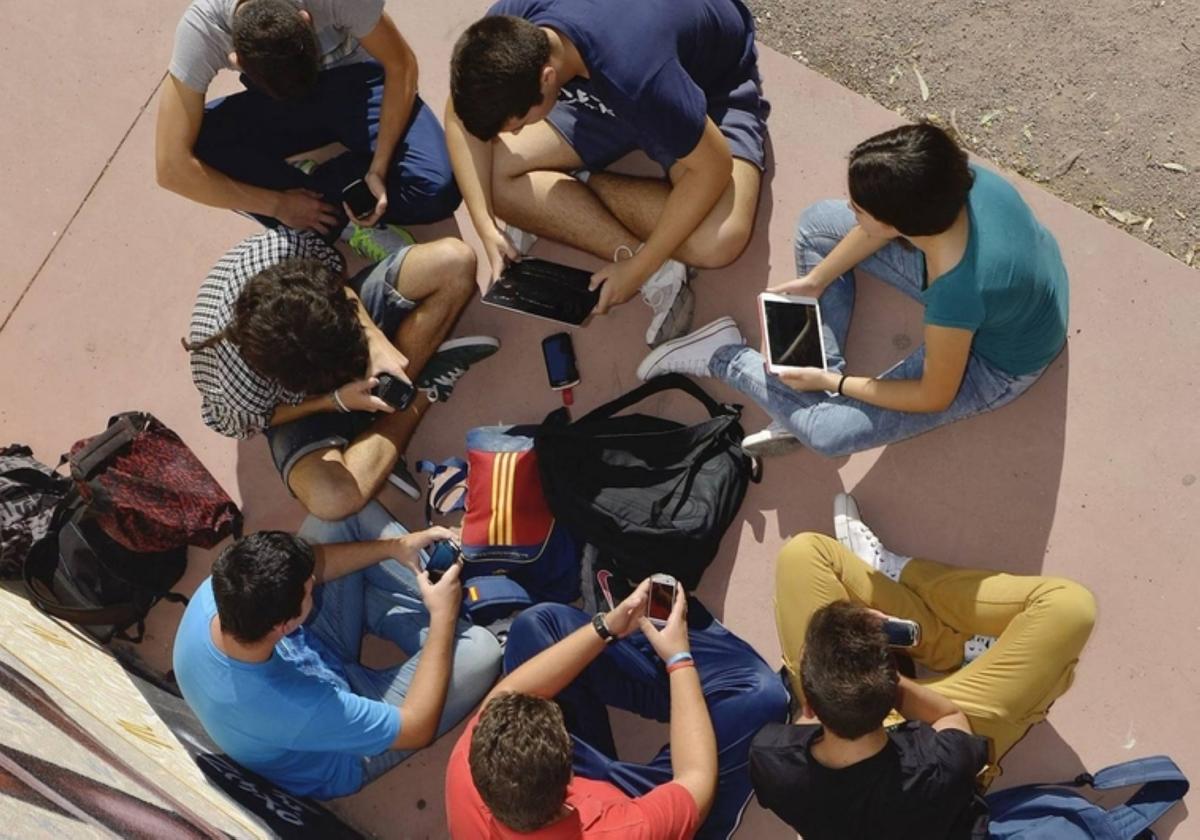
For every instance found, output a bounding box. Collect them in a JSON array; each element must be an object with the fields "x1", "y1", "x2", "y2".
[
  {"x1": 387, "y1": 456, "x2": 420, "y2": 499},
  {"x1": 642, "y1": 259, "x2": 696, "y2": 347},
  {"x1": 416, "y1": 336, "x2": 501, "y2": 402}
]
